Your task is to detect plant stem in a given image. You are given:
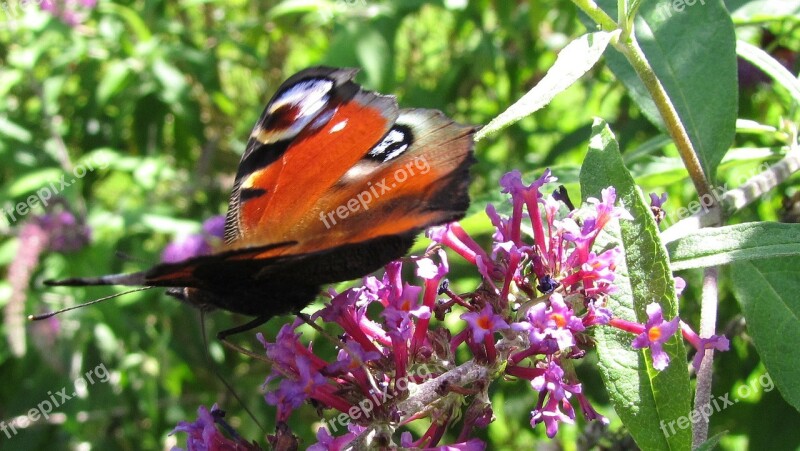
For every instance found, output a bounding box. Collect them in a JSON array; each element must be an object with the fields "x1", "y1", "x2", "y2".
[
  {"x1": 660, "y1": 142, "x2": 800, "y2": 244},
  {"x1": 571, "y1": 0, "x2": 618, "y2": 31},
  {"x1": 349, "y1": 337, "x2": 521, "y2": 448},
  {"x1": 693, "y1": 267, "x2": 719, "y2": 447},
  {"x1": 614, "y1": 38, "x2": 715, "y2": 201},
  {"x1": 573, "y1": 0, "x2": 714, "y2": 204}
]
